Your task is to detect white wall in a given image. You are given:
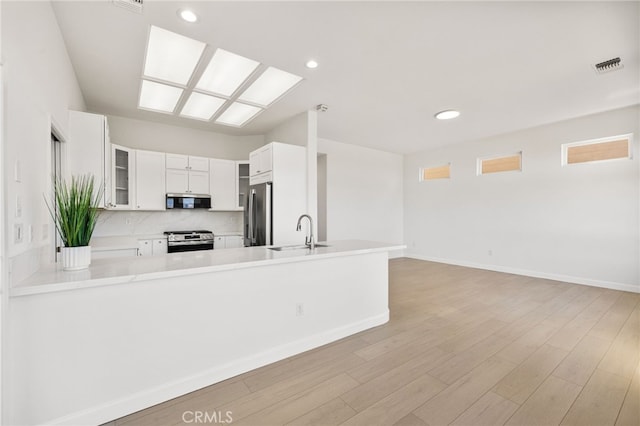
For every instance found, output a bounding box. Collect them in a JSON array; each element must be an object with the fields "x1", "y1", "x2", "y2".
[
  {"x1": 267, "y1": 118, "x2": 404, "y2": 250},
  {"x1": 106, "y1": 115, "x2": 264, "y2": 160},
  {"x1": 404, "y1": 105, "x2": 640, "y2": 292},
  {"x1": 1, "y1": 1, "x2": 86, "y2": 283},
  {"x1": 1, "y1": 1, "x2": 86, "y2": 423},
  {"x1": 318, "y1": 138, "x2": 404, "y2": 251},
  {"x1": 265, "y1": 112, "x2": 309, "y2": 147}
]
